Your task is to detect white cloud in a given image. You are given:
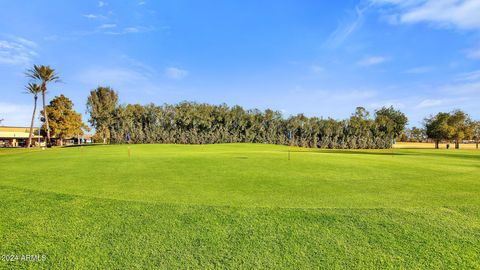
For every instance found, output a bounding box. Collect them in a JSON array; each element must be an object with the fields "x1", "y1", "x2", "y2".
[
  {"x1": 357, "y1": 56, "x2": 387, "y2": 66},
  {"x1": 84, "y1": 14, "x2": 100, "y2": 19},
  {"x1": 416, "y1": 99, "x2": 444, "y2": 109},
  {"x1": 324, "y1": 5, "x2": 368, "y2": 48},
  {"x1": 68, "y1": 25, "x2": 154, "y2": 37},
  {"x1": 0, "y1": 36, "x2": 37, "y2": 66},
  {"x1": 289, "y1": 86, "x2": 377, "y2": 103},
  {"x1": 119, "y1": 54, "x2": 156, "y2": 74},
  {"x1": 98, "y1": 1, "x2": 106, "y2": 8},
  {"x1": 0, "y1": 102, "x2": 34, "y2": 126},
  {"x1": 369, "y1": 99, "x2": 406, "y2": 110},
  {"x1": 164, "y1": 67, "x2": 189, "y2": 79},
  {"x1": 310, "y1": 65, "x2": 324, "y2": 74},
  {"x1": 77, "y1": 68, "x2": 147, "y2": 86},
  {"x1": 11, "y1": 36, "x2": 37, "y2": 48},
  {"x1": 103, "y1": 26, "x2": 154, "y2": 35},
  {"x1": 404, "y1": 66, "x2": 432, "y2": 74},
  {"x1": 440, "y1": 80, "x2": 480, "y2": 94},
  {"x1": 455, "y1": 70, "x2": 480, "y2": 81},
  {"x1": 76, "y1": 67, "x2": 168, "y2": 97},
  {"x1": 98, "y1": 24, "x2": 117, "y2": 29},
  {"x1": 332, "y1": 90, "x2": 377, "y2": 101},
  {"x1": 466, "y1": 46, "x2": 480, "y2": 59},
  {"x1": 124, "y1": 27, "x2": 139, "y2": 33},
  {"x1": 373, "y1": 0, "x2": 480, "y2": 30}
]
